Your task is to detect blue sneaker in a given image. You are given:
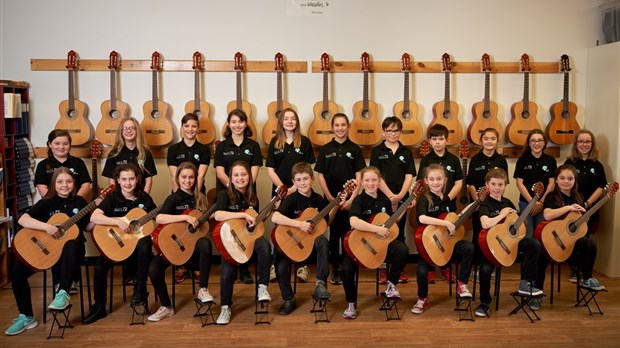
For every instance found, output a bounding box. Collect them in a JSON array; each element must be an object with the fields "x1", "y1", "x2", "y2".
[
  {"x1": 5, "y1": 314, "x2": 38, "y2": 336},
  {"x1": 529, "y1": 298, "x2": 542, "y2": 311},
  {"x1": 48, "y1": 289, "x2": 70, "y2": 310},
  {"x1": 582, "y1": 278, "x2": 605, "y2": 291}
]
